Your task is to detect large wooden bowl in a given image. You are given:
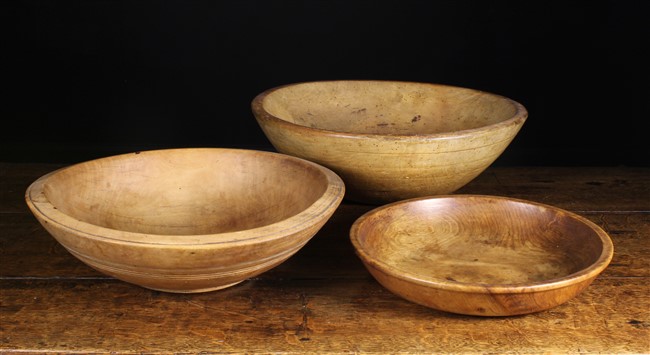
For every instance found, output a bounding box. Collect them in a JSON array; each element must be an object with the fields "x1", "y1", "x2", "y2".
[
  {"x1": 25, "y1": 148, "x2": 345, "y2": 293},
  {"x1": 252, "y1": 80, "x2": 527, "y2": 204},
  {"x1": 350, "y1": 195, "x2": 614, "y2": 316}
]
